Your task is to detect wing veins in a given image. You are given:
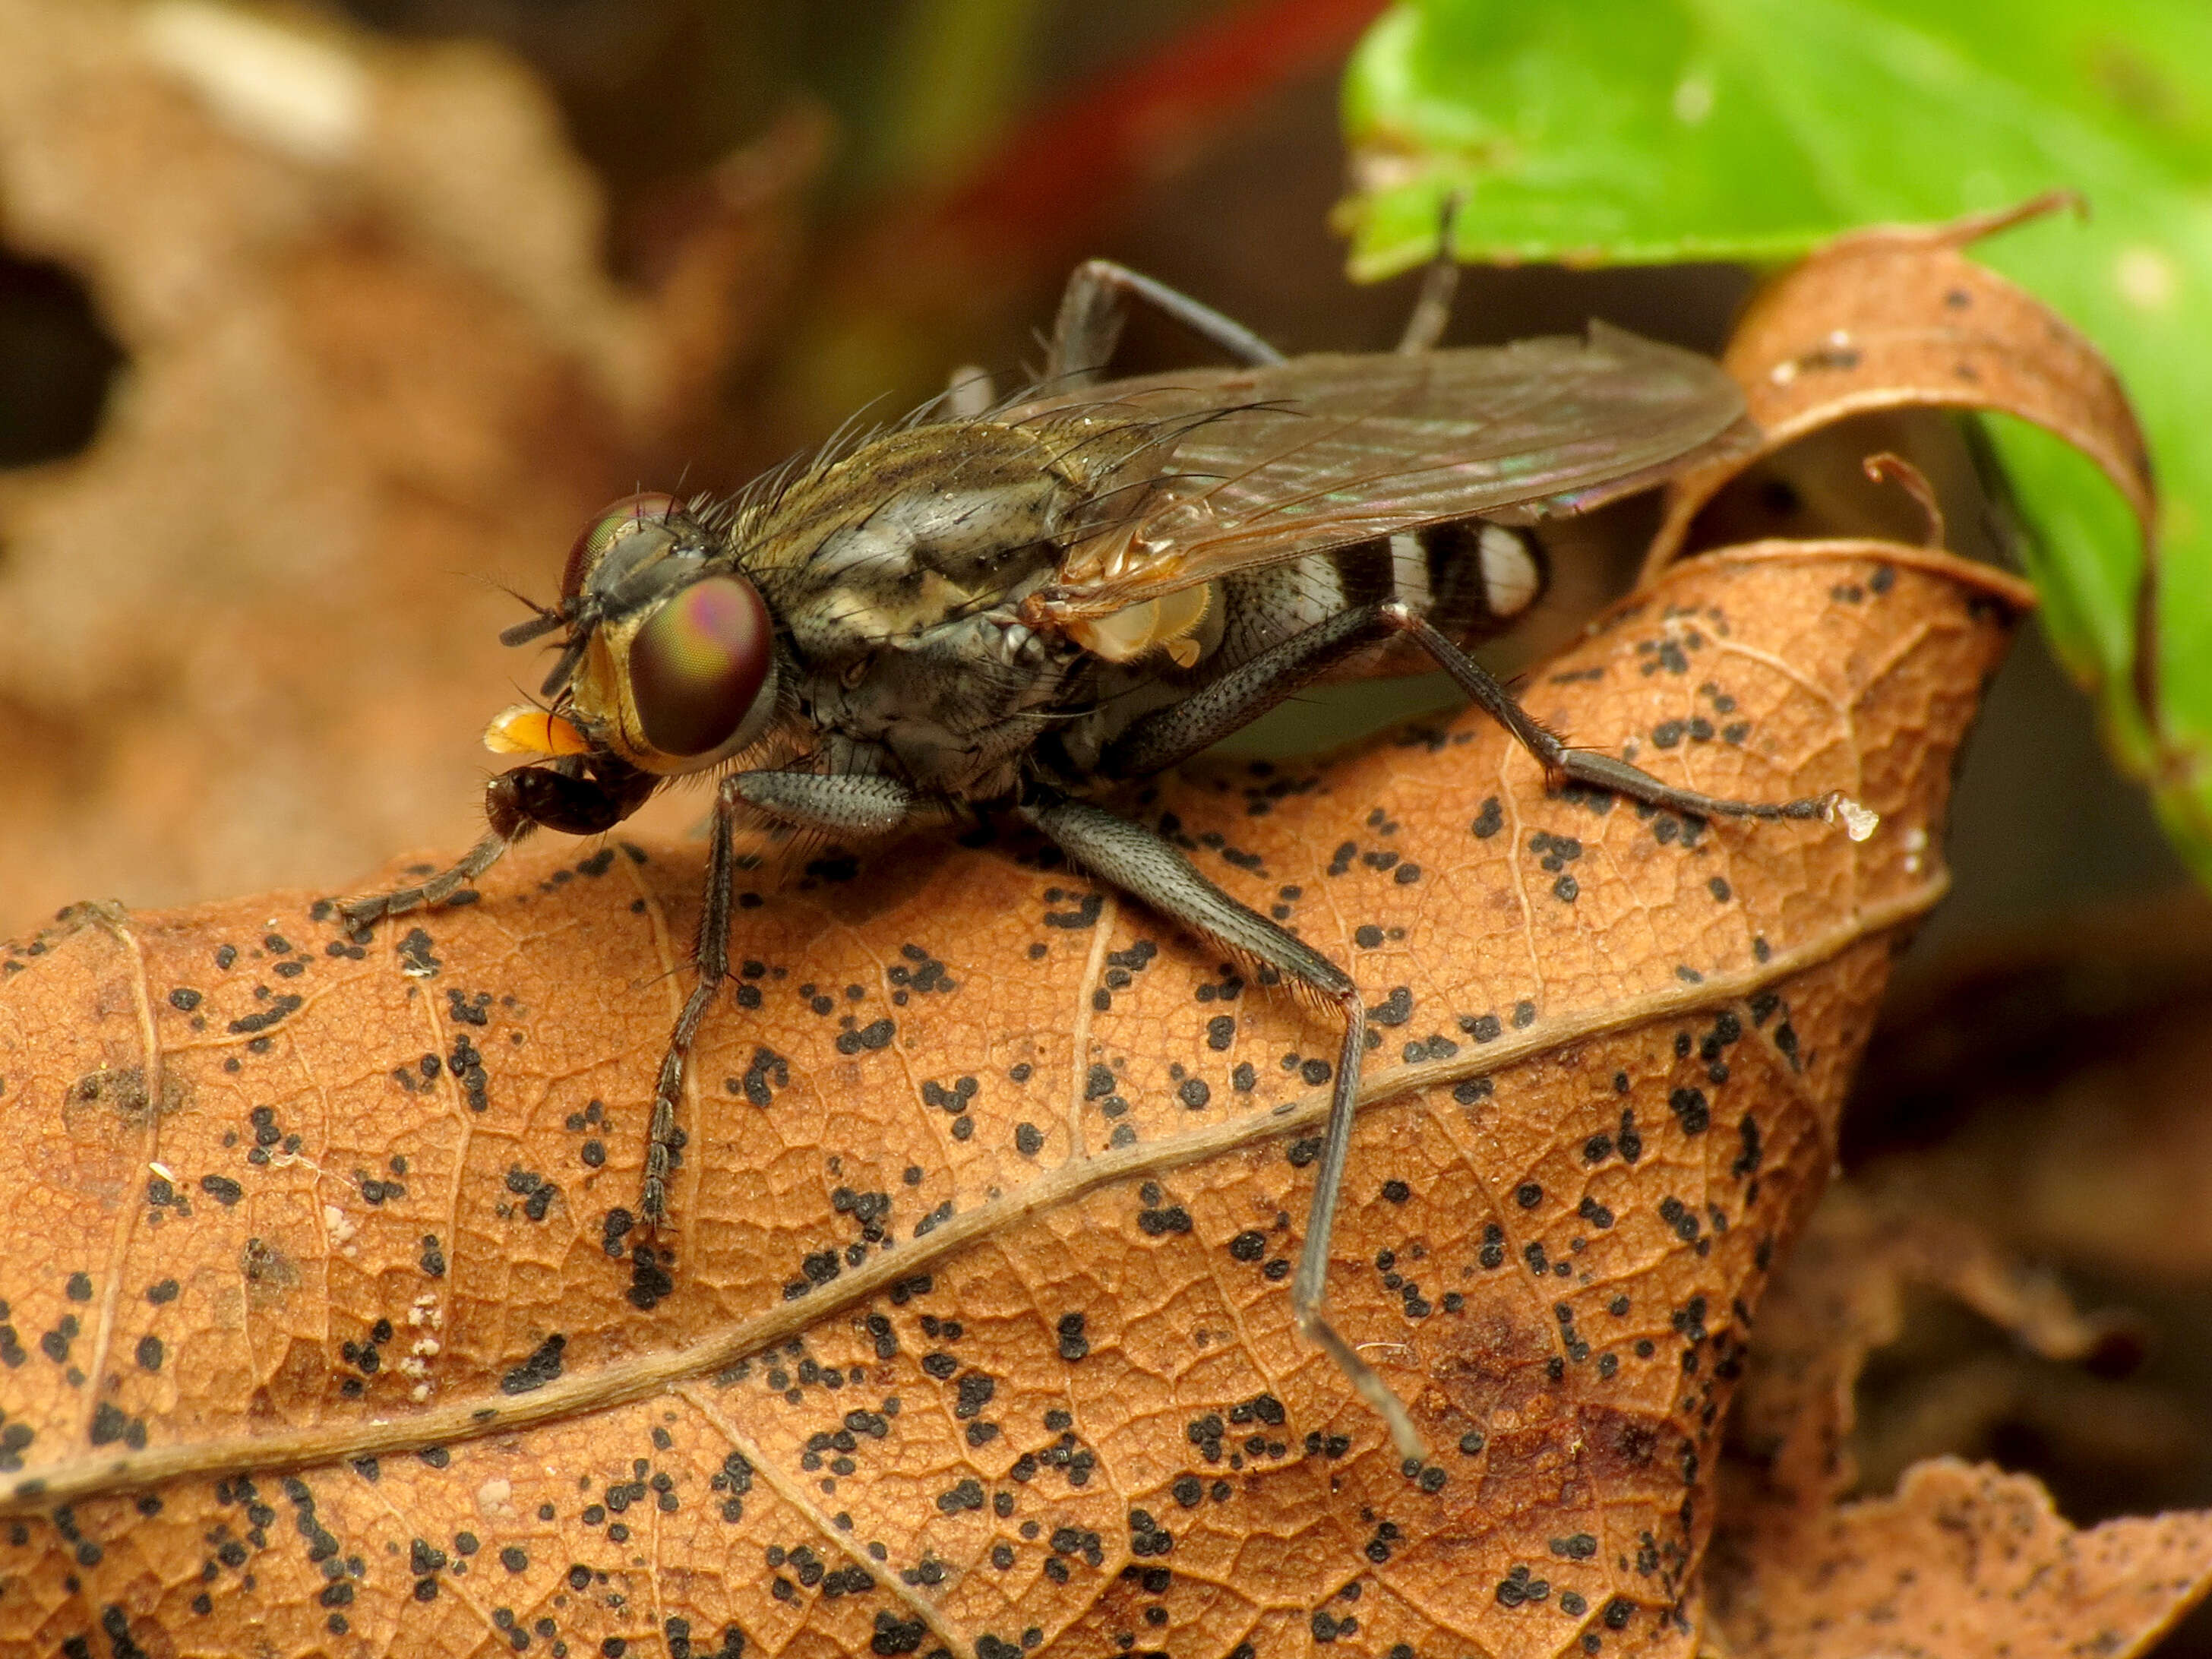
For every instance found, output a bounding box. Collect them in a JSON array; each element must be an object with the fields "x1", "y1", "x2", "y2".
[
  {"x1": 1151, "y1": 356, "x2": 1672, "y2": 551},
  {"x1": 1183, "y1": 381, "x2": 1569, "y2": 532}
]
